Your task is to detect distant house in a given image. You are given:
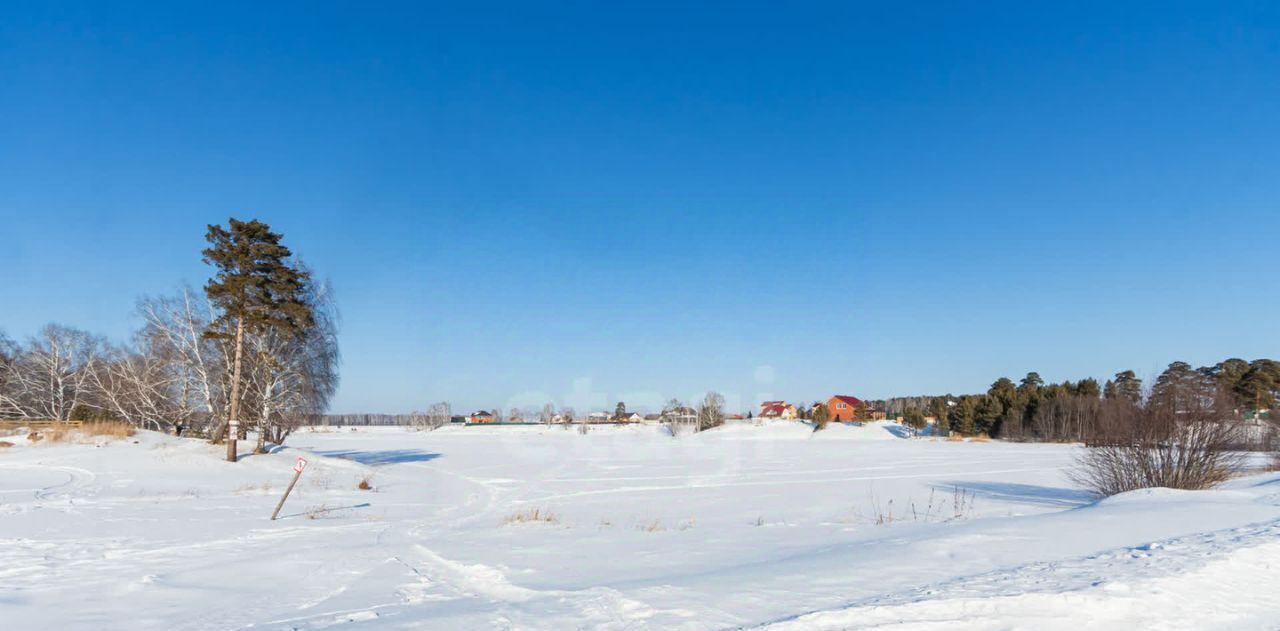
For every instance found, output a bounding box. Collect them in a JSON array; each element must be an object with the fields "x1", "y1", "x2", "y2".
[
  {"x1": 661, "y1": 406, "x2": 698, "y2": 425},
  {"x1": 469, "y1": 410, "x2": 496, "y2": 424},
  {"x1": 826, "y1": 395, "x2": 863, "y2": 421},
  {"x1": 643, "y1": 413, "x2": 662, "y2": 423},
  {"x1": 759, "y1": 401, "x2": 798, "y2": 420},
  {"x1": 617, "y1": 412, "x2": 645, "y2": 423},
  {"x1": 587, "y1": 412, "x2": 611, "y2": 423},
  {"x1": 449, "y1": 415, "x2": 467, "y2": 424}
]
